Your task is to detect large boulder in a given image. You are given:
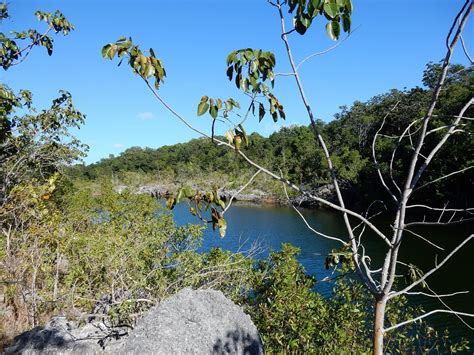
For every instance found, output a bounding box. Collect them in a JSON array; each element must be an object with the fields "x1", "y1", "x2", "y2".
[
  {"x1": 5, "y1": 288, "x2": 264, "y2": 354},
  {"x1": 119, "y1": 288, "x2": 263, "y2": 354}
]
